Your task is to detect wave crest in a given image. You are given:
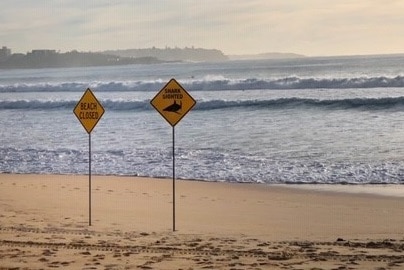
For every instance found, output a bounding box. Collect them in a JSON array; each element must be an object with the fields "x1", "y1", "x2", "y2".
[
  {"x1": 2, "y1": 96, "x2": 404, "y2": 111},
  {"x1": 1, "y1": 76, "x2": 404, "y2": 92}
]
